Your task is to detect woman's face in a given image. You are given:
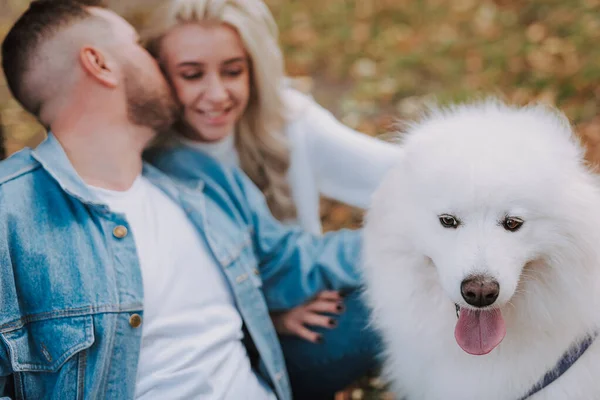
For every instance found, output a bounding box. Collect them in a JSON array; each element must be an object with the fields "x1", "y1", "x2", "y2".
[{"x1": 160, "y1": 23, "x2": 250, "y2": 142}]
